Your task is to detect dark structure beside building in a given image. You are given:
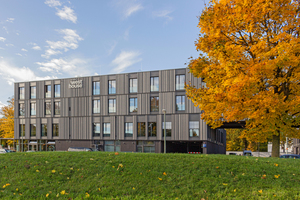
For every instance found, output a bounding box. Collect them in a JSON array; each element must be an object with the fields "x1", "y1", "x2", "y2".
[{"x1": 14, "y1": 68, "x2": 226, "y2": 153}]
